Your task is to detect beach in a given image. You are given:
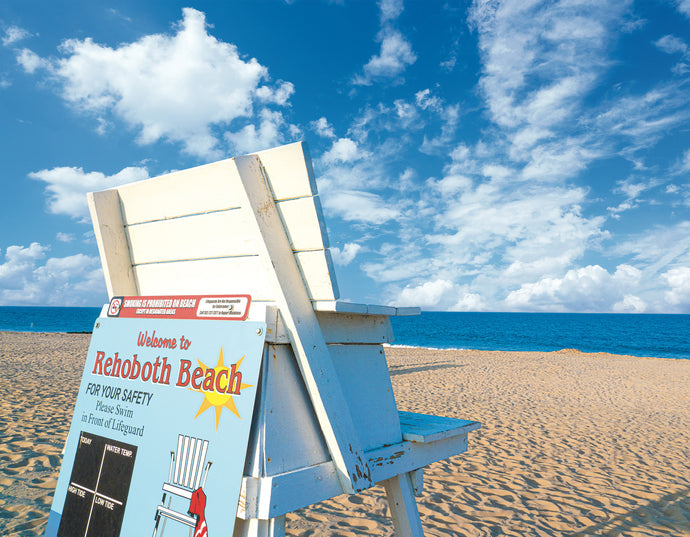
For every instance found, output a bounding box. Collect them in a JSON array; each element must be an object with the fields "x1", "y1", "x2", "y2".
[{"x1": 1, "y1": 333, "x2": 688, "y2": 536}]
